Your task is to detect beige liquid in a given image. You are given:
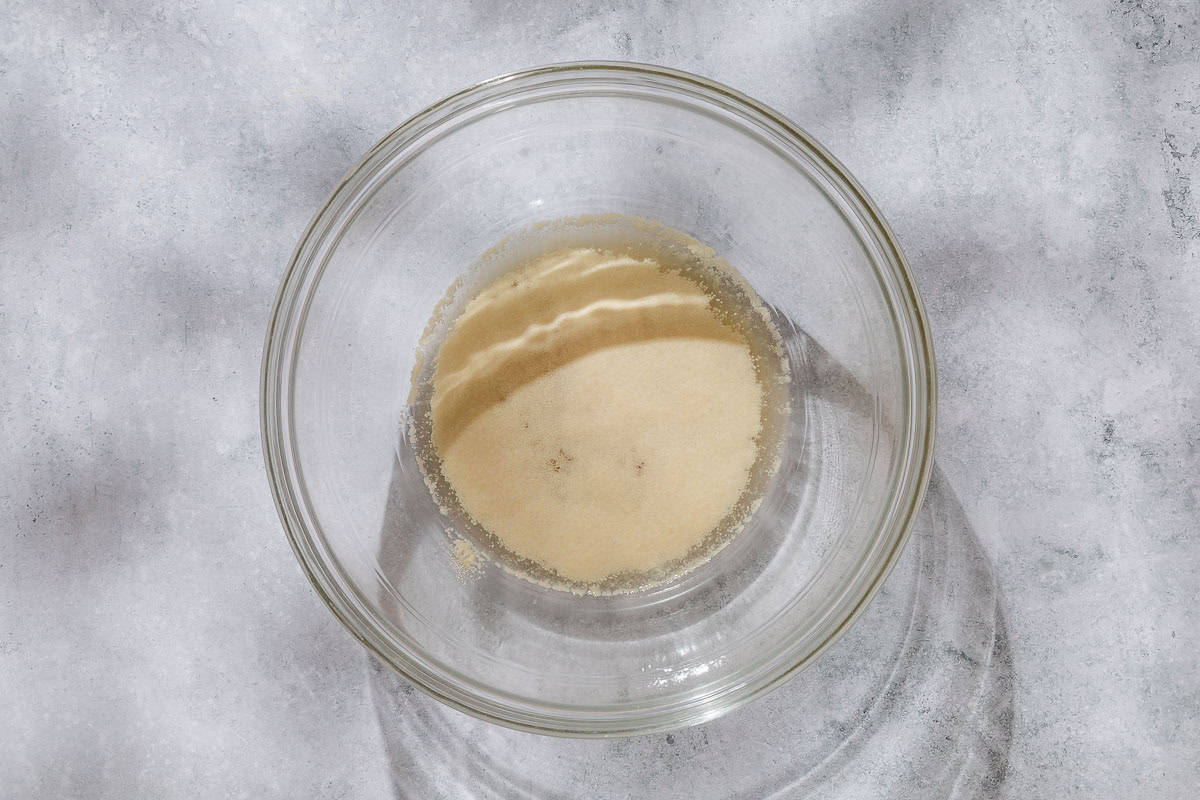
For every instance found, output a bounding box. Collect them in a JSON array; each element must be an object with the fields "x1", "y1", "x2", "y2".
[{"x1": 415, "y1": 217, "x2": 785, "y2": 592}]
